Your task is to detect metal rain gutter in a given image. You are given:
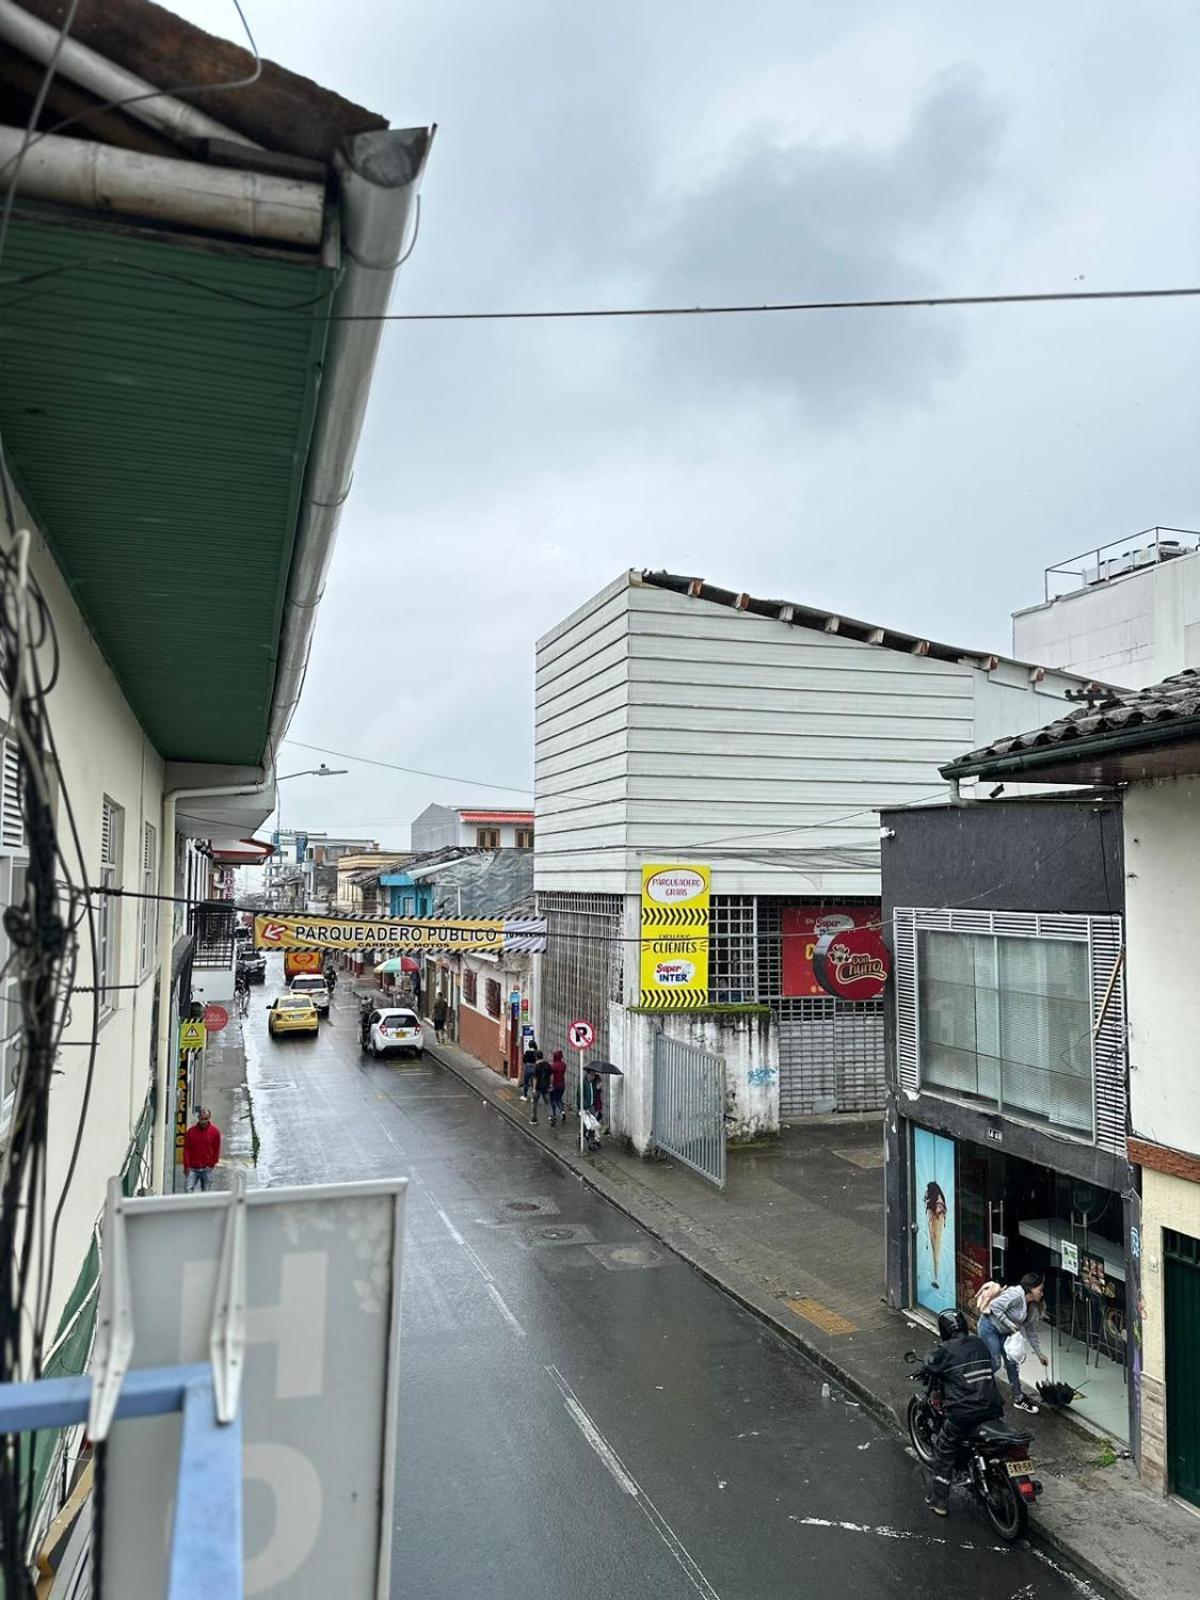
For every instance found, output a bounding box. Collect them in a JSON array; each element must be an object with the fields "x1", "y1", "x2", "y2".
[
  {"x1": 264, "y1": 125, "x2": 433, "y2": 757},
  {"x1": 942, "y1": 714, "x2": 1200, "y2": 780},
  {"x1": 0, "y1": 0, "x2": 261, "y2": 151},
  {"x1": 0, "y1": 126, "x2": 324, "y2": 247}
]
